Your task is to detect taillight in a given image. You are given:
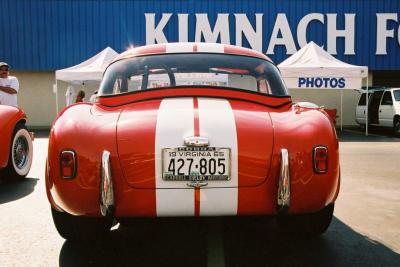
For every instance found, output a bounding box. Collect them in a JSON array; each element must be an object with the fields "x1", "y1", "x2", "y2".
[
  {"x1": 60, "y1": 151, "x2": 76, "y2": 179},
  {"x1": 313, "y1": 146, "x2": 328, "y2": 174}
]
